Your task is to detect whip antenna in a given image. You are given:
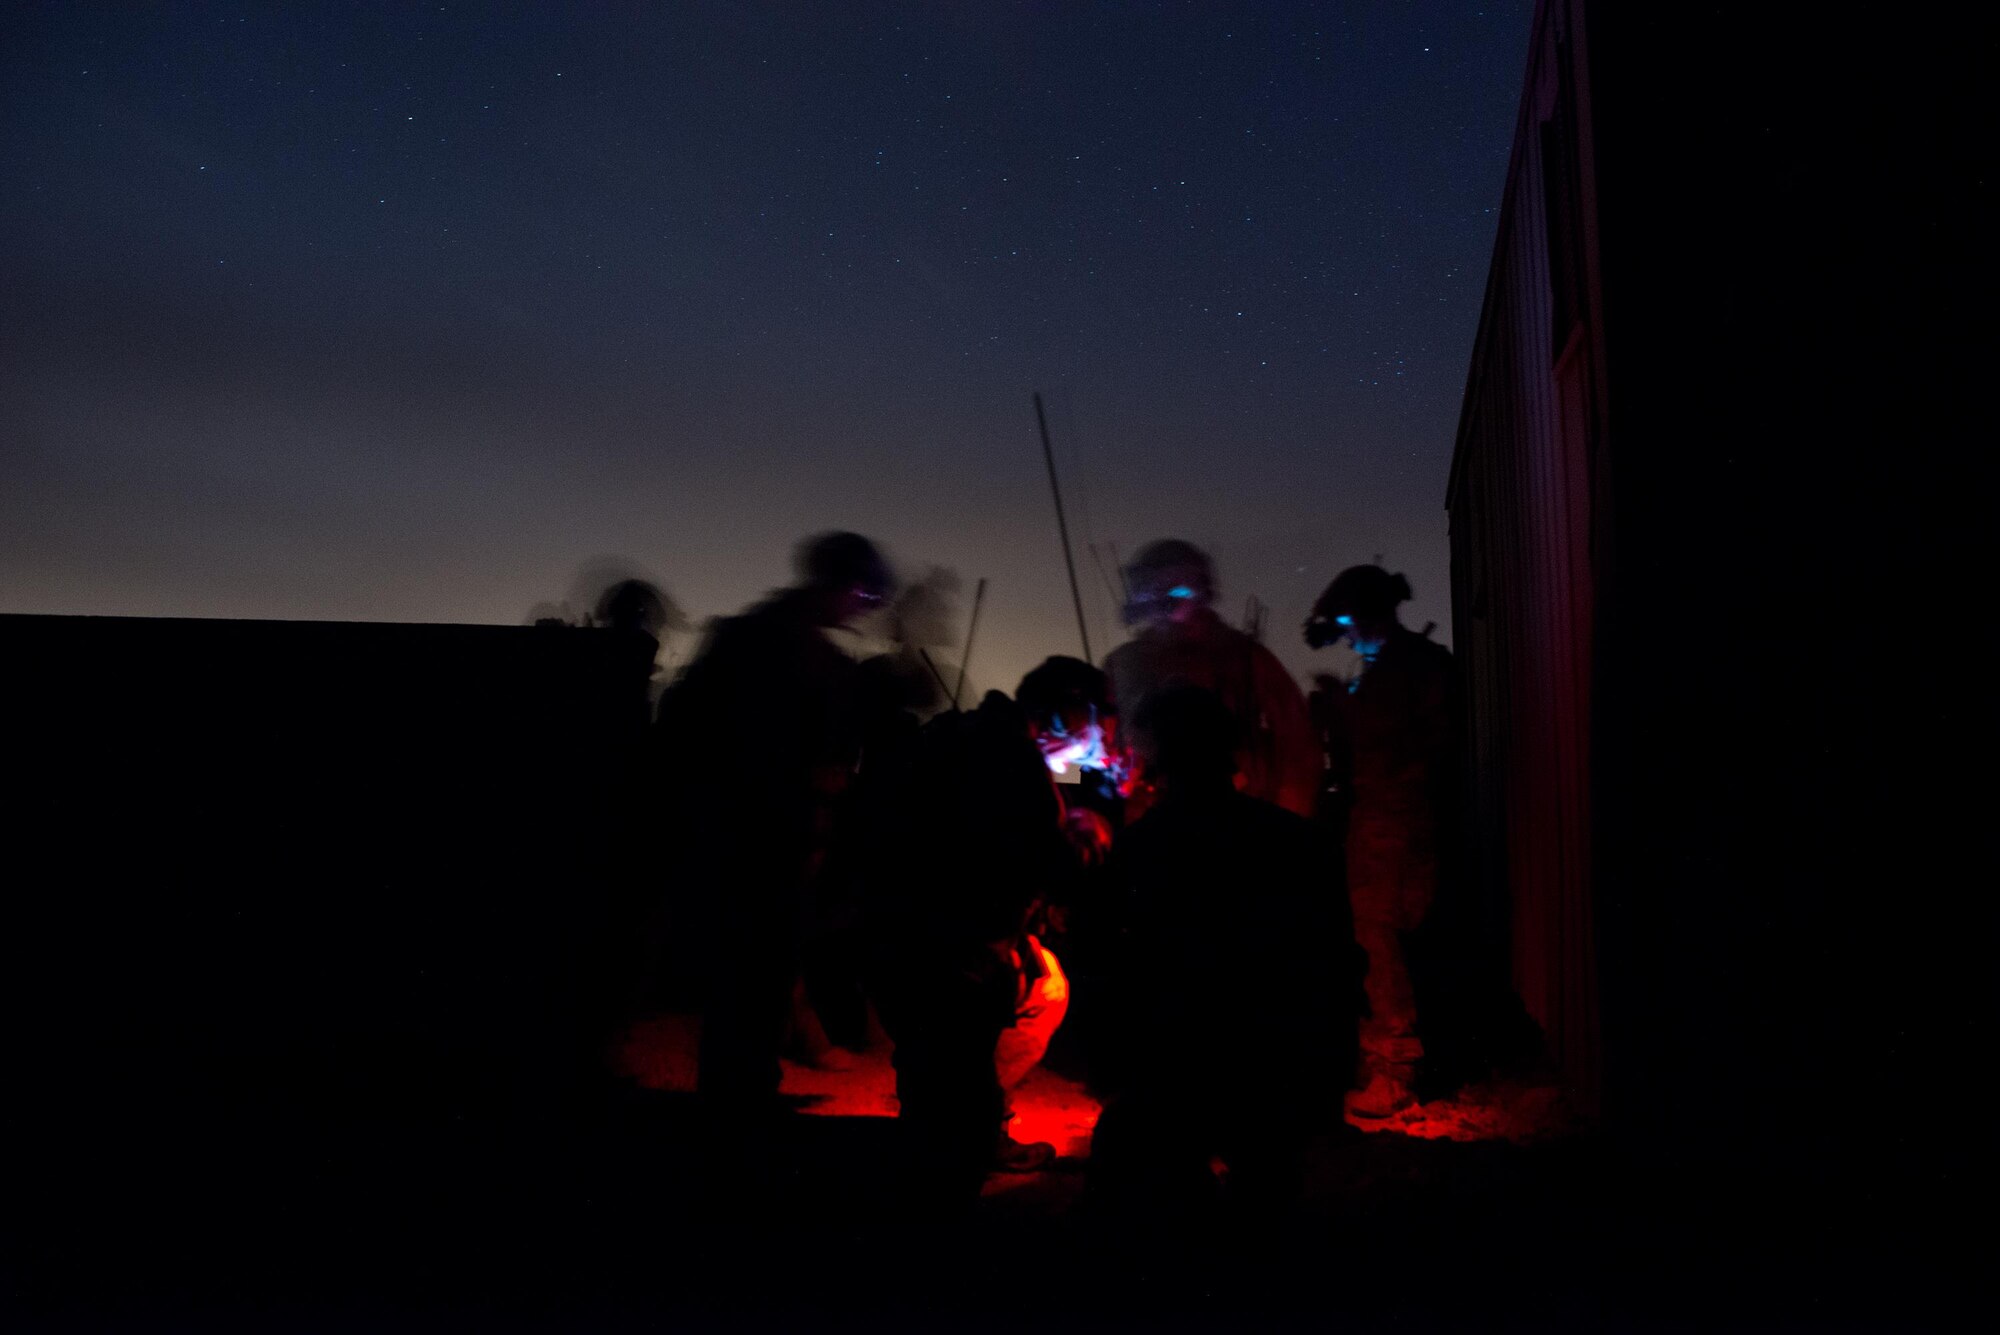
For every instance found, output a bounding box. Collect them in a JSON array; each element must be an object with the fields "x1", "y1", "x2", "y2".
[
  {"x1": 953, "y1": 577, "x2": 987, "y2": 711},
  {"x1": 1034, "y1": 391, "x2": 1092, "y2": 665}
]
